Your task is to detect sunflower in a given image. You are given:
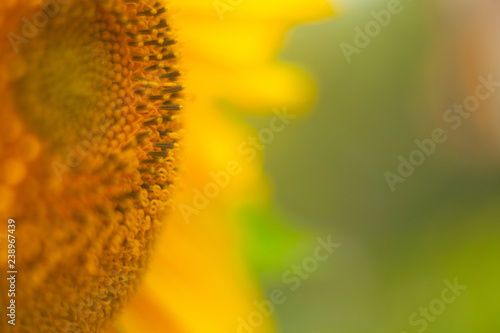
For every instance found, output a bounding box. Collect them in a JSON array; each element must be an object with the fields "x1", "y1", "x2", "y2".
[{"x1": 0, "y1": 1, "x2": 333, "y2": 332}]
